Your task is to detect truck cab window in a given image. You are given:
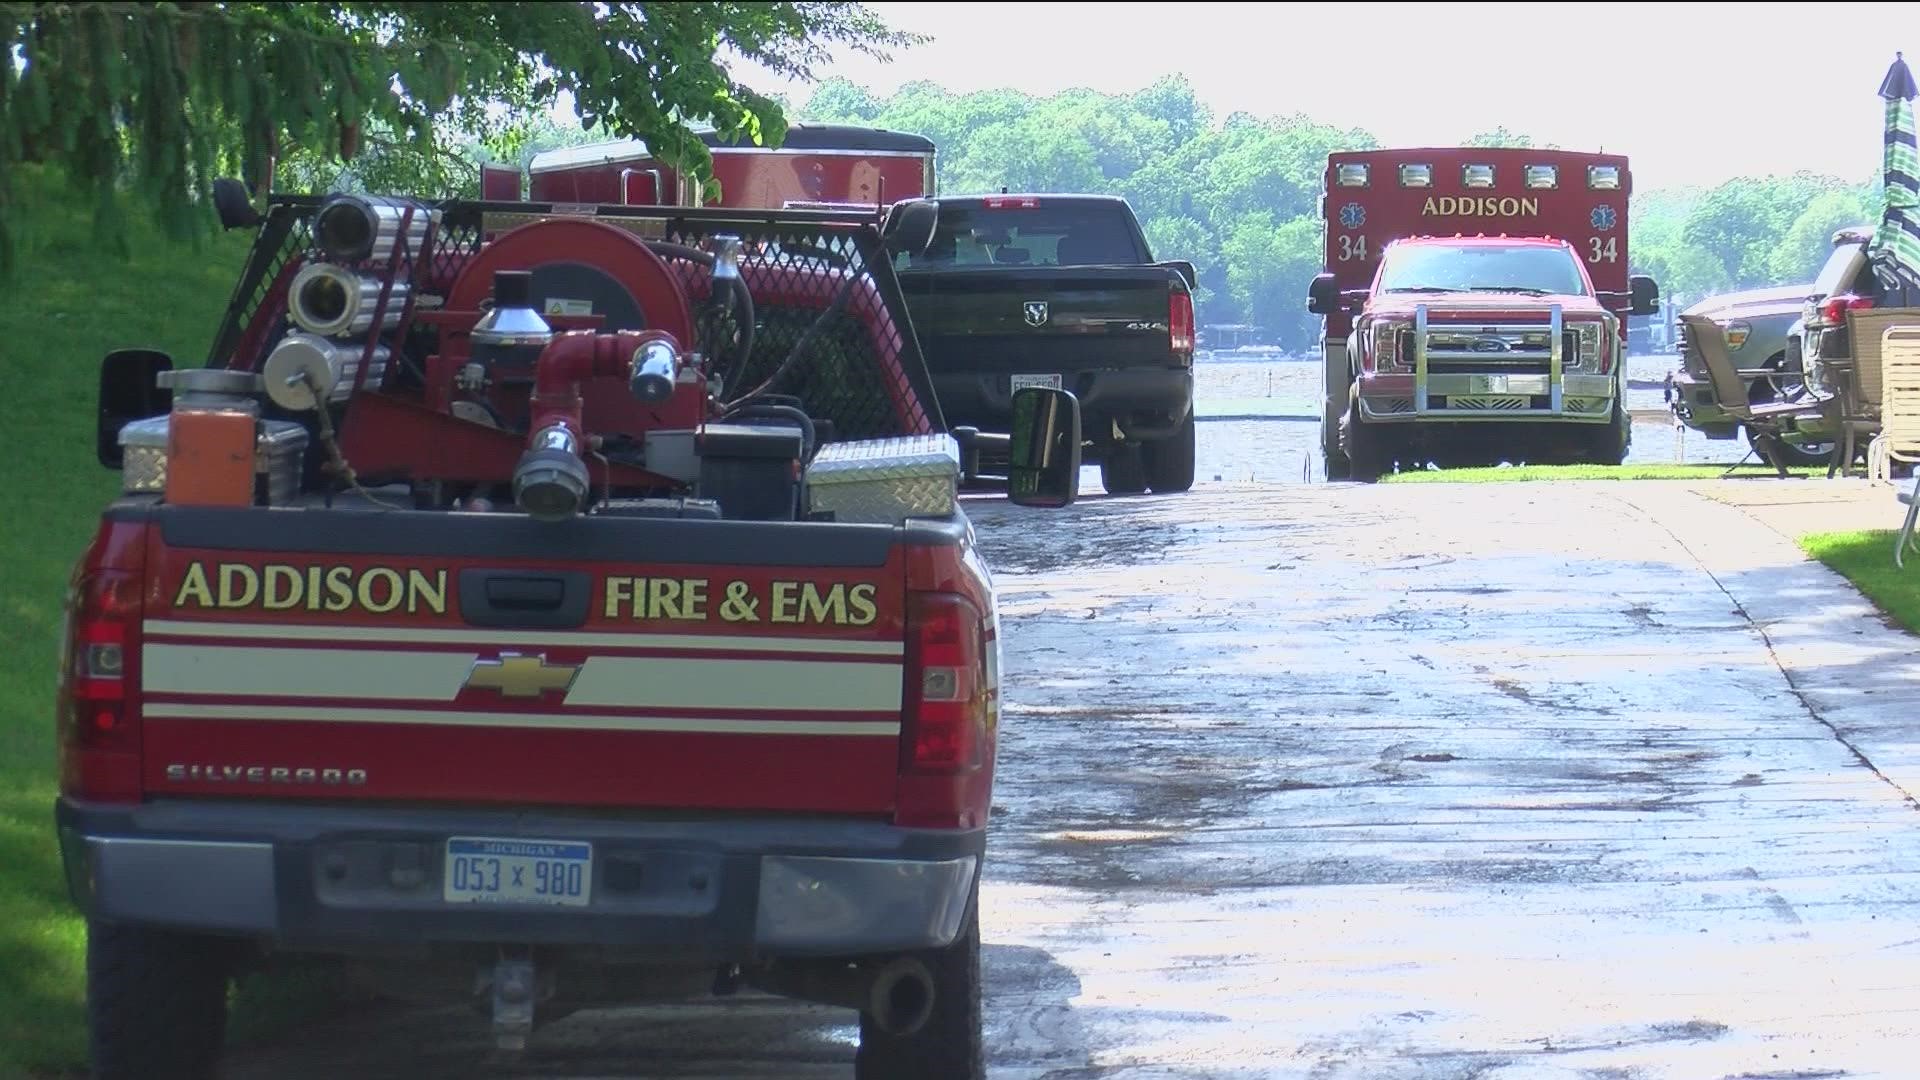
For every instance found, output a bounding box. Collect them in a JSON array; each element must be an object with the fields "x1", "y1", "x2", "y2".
[{"x1": 902, "y1": 203, "x2": 1147, "y2": 269}]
